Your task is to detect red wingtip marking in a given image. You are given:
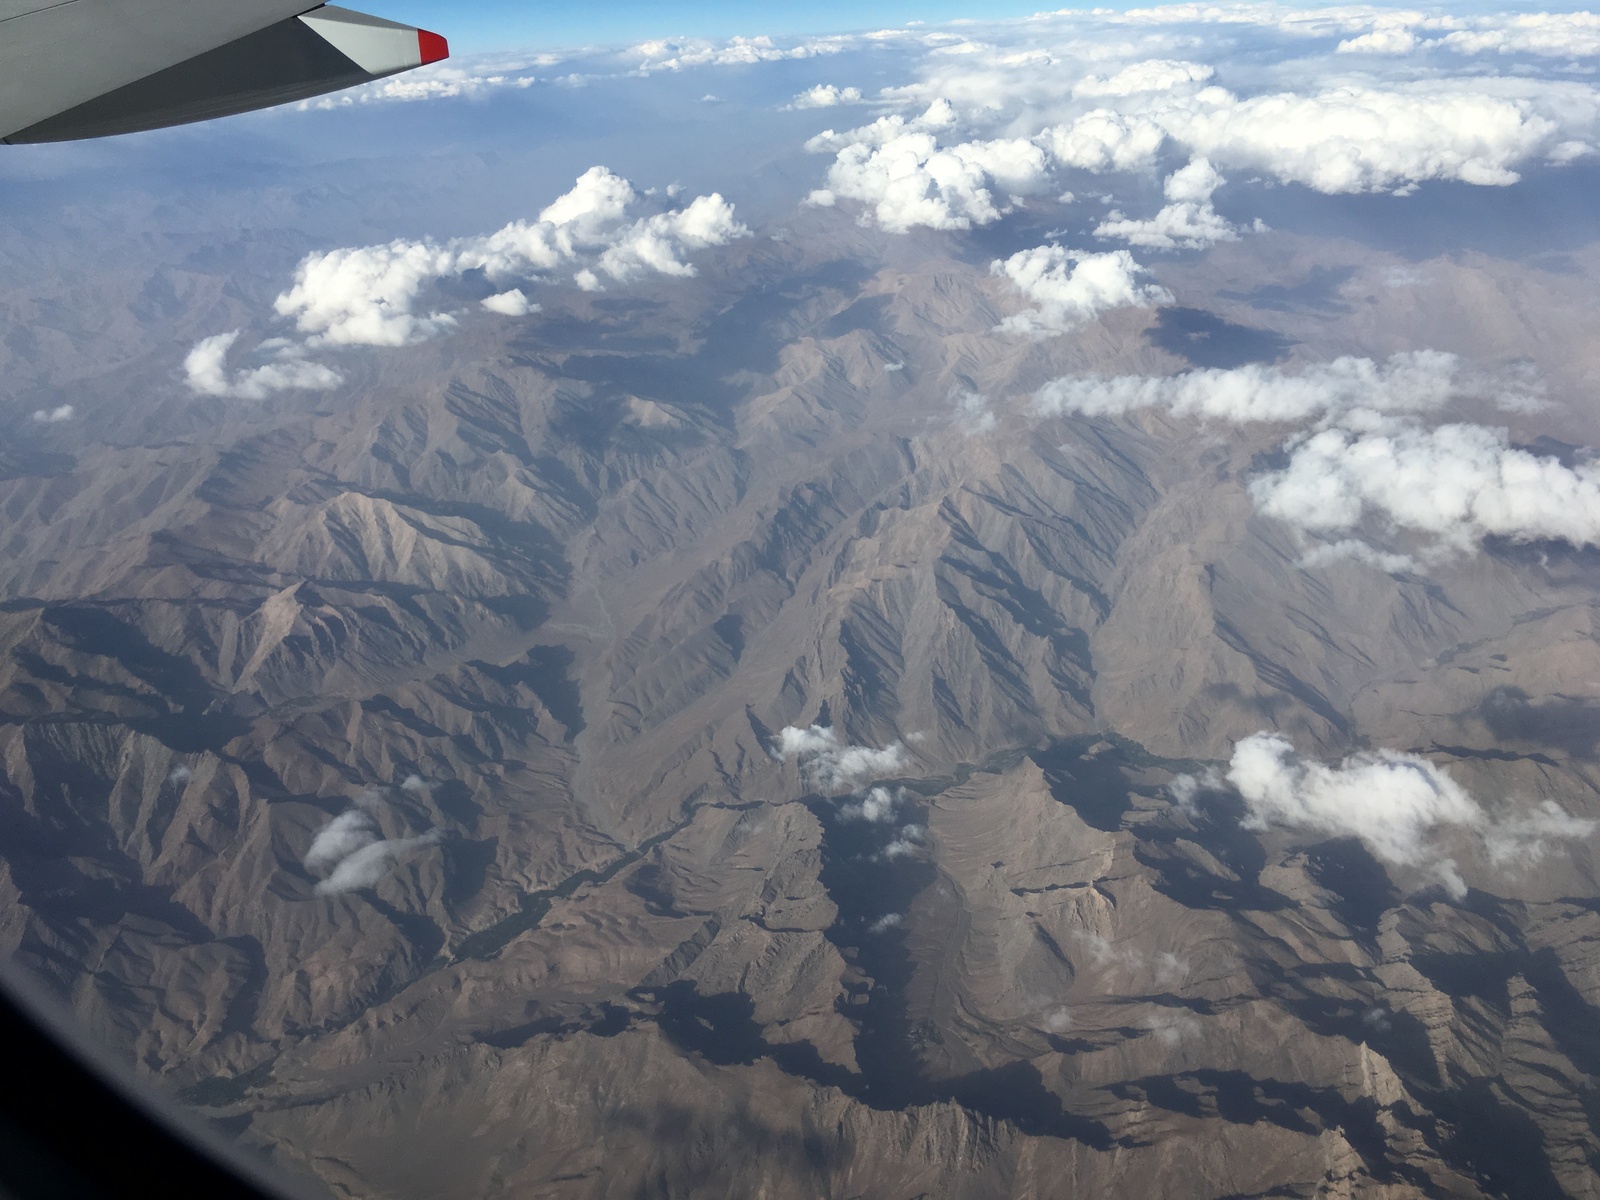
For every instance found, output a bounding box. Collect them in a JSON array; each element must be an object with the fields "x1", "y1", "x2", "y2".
[{"x1": 418, "y1": 29, "x2": 449, "y2": 65}]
